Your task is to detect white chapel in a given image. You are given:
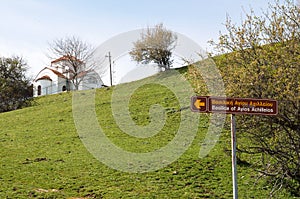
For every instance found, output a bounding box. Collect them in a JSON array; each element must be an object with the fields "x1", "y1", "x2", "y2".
[{"x1": 33, "y1": 56, "x2": 103, "y2": 97}]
